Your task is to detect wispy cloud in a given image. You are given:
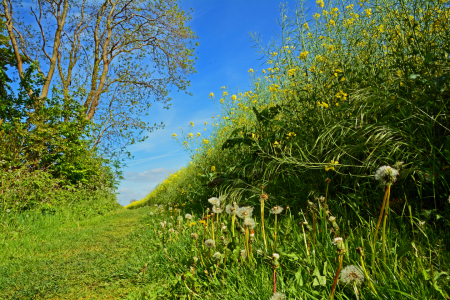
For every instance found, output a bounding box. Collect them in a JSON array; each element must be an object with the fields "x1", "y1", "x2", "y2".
[{"x1": 125, "y1": 167, "x2": 172, "y2": 182}]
